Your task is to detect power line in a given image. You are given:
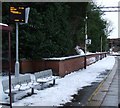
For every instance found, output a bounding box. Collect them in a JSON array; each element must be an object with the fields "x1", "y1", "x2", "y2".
[
  {"x1": 96, "y1": 6, "x2": 120, "y2": 12},
  {"x1": 102, "y1": 10, "x2": 120, "y2": 12}
]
